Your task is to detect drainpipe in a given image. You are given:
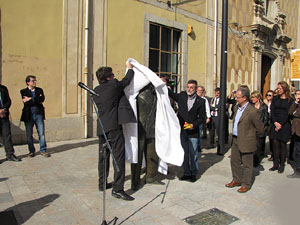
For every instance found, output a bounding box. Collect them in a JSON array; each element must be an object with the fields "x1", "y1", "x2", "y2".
[
  {"x1": 214, "y1": 0, "x2": 218, "y2": 89},
  {"x1": 83, "y1": 0, "x2": 90, "y2": 138}
]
